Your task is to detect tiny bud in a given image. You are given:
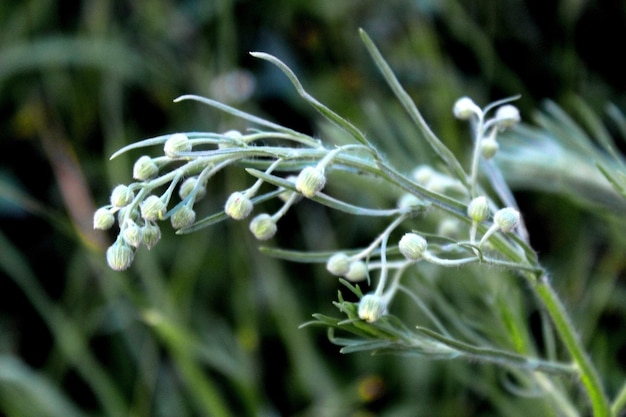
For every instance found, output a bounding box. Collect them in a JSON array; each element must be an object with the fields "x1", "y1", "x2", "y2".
[
  {"x1": 495, "y1": 104, "x2": 520, "y2": 129},
  {"x1": 133, "y1": 156, "x2": 159, "y2": 181},
  {"x1": 142, "y1": 222, "x2": 161, "y2": 250},
  {"x1": 467, "y1": 196, "x2": 489, "y2": 222},
  {"x1": 140, "y1": 195, "x2": 166, "y2": 221},
  {"x1": 179, "y1": 177, "x2": 206, "y2": 202},
  {"x1": 170, "y1": 205, "x2": 196, "y2": 229},
  {"x1": 494, "y1": 207, "x2": 520, "y2": 233},
  {"x1": 358, "y1": 294, "x2": 387, "y2": 322},
  {"x1": 295, "y1": 166, "x2": 326, "y2": 198},
  {"x1": 164, "y1": 133, "x2": 191, "y2": 158},
  {"x1": 224, "y1": 191, "x2": 254, "y2": 220},
  {"x1": 93, "y1": 207, "x2": 115, "y2": 230},
  {"x1": 397, "y1": 193, "x2": 424, "y2": 209},
  {"x1": 480, "y1": 137, "x2": 499, "y2": 159},
  {"x1": 218, "y1": 130, "x2": 243, "y2": 149},
  {"x1": 122, "y1": 220, "x2": 143, "y2": 248},
  {"x1": 344, "y1": 261, "x2": 368, "y2": 282},
  {"x1": 412, "y1": 165, "x2": 434, "y2": 184},
  {"x1": 106, "y1": 241, "x2": 134, "y2": 271},
  {"x1": 110, "y1": 185, "x2": 134, "y2": 208},
  {"x1": 398, "y1": 233, "x2": 428, "y2": 261},
  {"x1": 249, "y1": 213, "x2": 277, "y2": 240},
  {"x1": 326, "y1": 253, "x2": 351, "y2": 276},
  {"x1": 453, "y1": 97, "x2": 481, "y2": 120}
]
